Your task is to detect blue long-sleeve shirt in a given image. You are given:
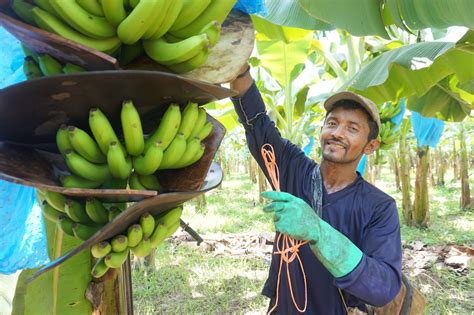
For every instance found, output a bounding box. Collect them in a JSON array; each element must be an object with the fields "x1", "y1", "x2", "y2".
[{"x1": 231, "y1": 82, "x2": 402, "y2": 314}]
